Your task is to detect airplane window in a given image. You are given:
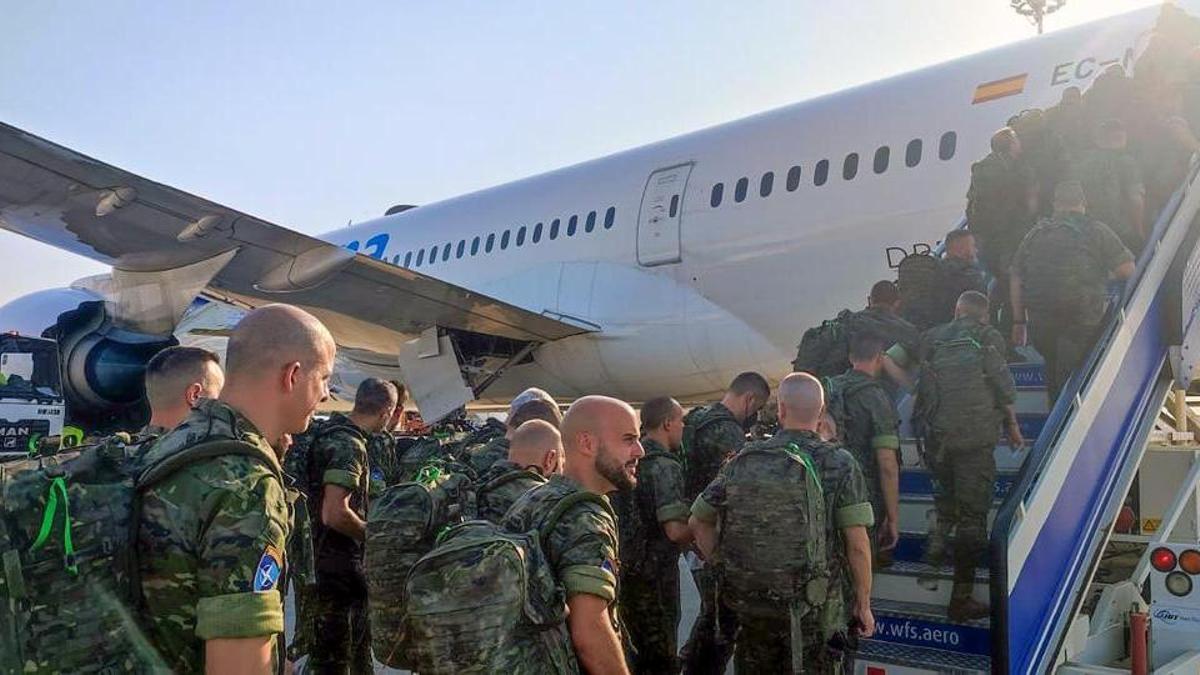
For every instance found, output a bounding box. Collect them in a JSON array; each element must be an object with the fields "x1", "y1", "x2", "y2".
[
  {"x1": 711, "y1": 183, "x2": 724, "y2": 208},
  {"x1": 404, "y1": 251, "x2": 413, "y2": 267},
  {"x1": 471, "y1": 236, "x2": 480, "y2": 255},
  {"x1": 760, "y1": 172, "x2": 774, "y2": 198},
  {"x1": 669, "y1": 196, "x2": 679, "y2": 218},
  {"x1": 605, "y1": 206, "x2": 615, "y2": 228},
  {"x1": 568, "y1": 215, "x2": 578, "y2": 236},
  {"x1": 939, "y1": 131, "x2": 957, "y2": 160},
  {"x1": 416, "y1": 248, "x2": 425, "y2": 266},
  {"x1": 516, "y1": 226, "x2": 527, "y2": 246},
  {"x1": 428, "y1": 245, "x2": 439, "y2": 265},
  {"x1": 533, "y1": 222, "x2": 544, "y2": 243},
  {"x1": 786, "y1": 166, "x2": 801, "y2": 192},
  {"x1": 735, "y1": 177, "x2": 748, "y2": 203},
  {"x1": 391, "y1": 254, "x2": 400, "y2": 265},
  {"x1": 442, "y1": 243, "x2": 452, "y2": 261},
  {"x1": 585, "y1": 211, "x2": 597, "y2": 233},
  {"x1": 814, "y1": 159, "x2": 829, "y2": 186},
  {"x1": 906, "y1": 139, "x2": 922, "y2": 168},
  {"x1": 486, "y1": 233, "x2": 496, "y2": 253},
  {"x1": 550, "y1": 218, "x2": 561, "y2": 240},
  {"x1": 501, "y1": 230, "x2": 511, "y2": 249},
  {"x1": 874, "y1": 146, "x2": 890, "y2": 174},
  {"x1": 843, "y1": 153, "x2": 859, "y2": 180},
  {"x1": 456, "y1": 240, "x2": 465, "y2": 258}
]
